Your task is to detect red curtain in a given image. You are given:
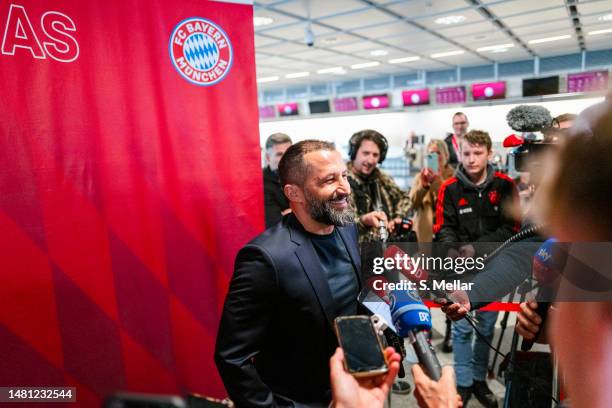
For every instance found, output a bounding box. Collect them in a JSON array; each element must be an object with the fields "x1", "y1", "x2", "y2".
[{"x1": 0, "y1": 0, "x2": 262, "y2": 404}]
